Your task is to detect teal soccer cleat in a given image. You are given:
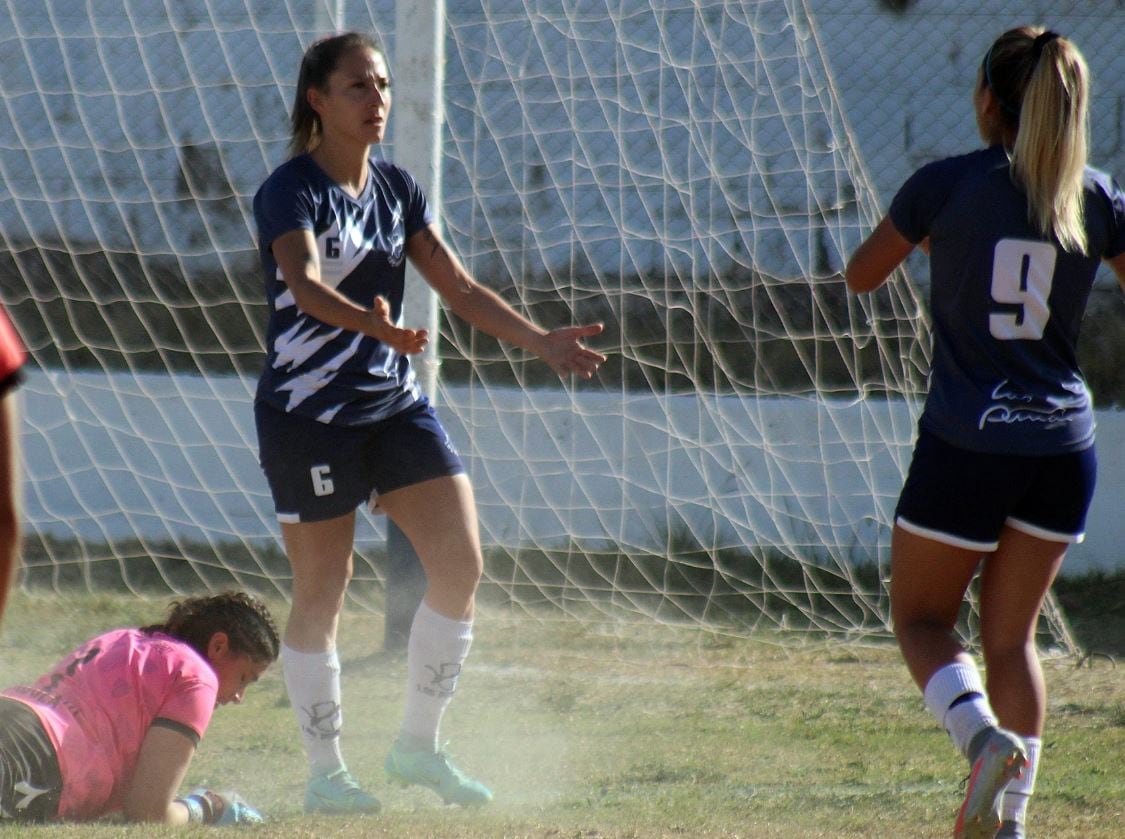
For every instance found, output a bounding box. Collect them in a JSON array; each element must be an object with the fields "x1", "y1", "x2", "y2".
[
  {"x1": 385, "y1": 743, "x2": 493, "y2": 806},
  {"x1": 304, "y1": 767, "x2": 381, "y2": 814}
]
